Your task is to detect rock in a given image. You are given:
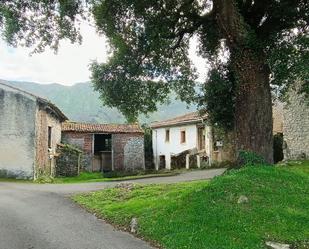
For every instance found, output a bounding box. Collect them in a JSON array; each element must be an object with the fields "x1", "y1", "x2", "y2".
[
  {"x1": 266, "y1": 241, "x2": 290, "y2": 249},
  {"x1": 115, "y1": 182, "x2": 136, "y2": 191},
  {"x1": 130, "y1": 218, "x2": 138, "y2": 233},
  {"x1": 237, "y1": 195, "x2": 249, "y2": 204}
]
